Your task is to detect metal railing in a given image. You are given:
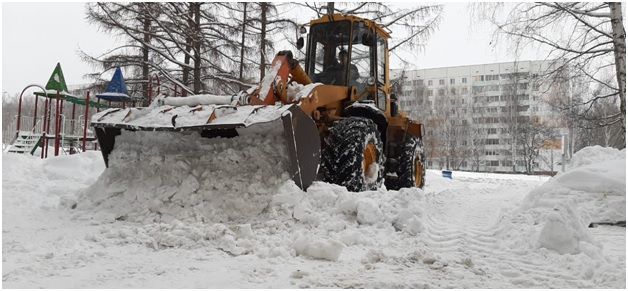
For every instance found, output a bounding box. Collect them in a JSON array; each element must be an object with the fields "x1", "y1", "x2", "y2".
[{"x1": 4, "y1": 113, "x2": 99, "y2": 154}]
